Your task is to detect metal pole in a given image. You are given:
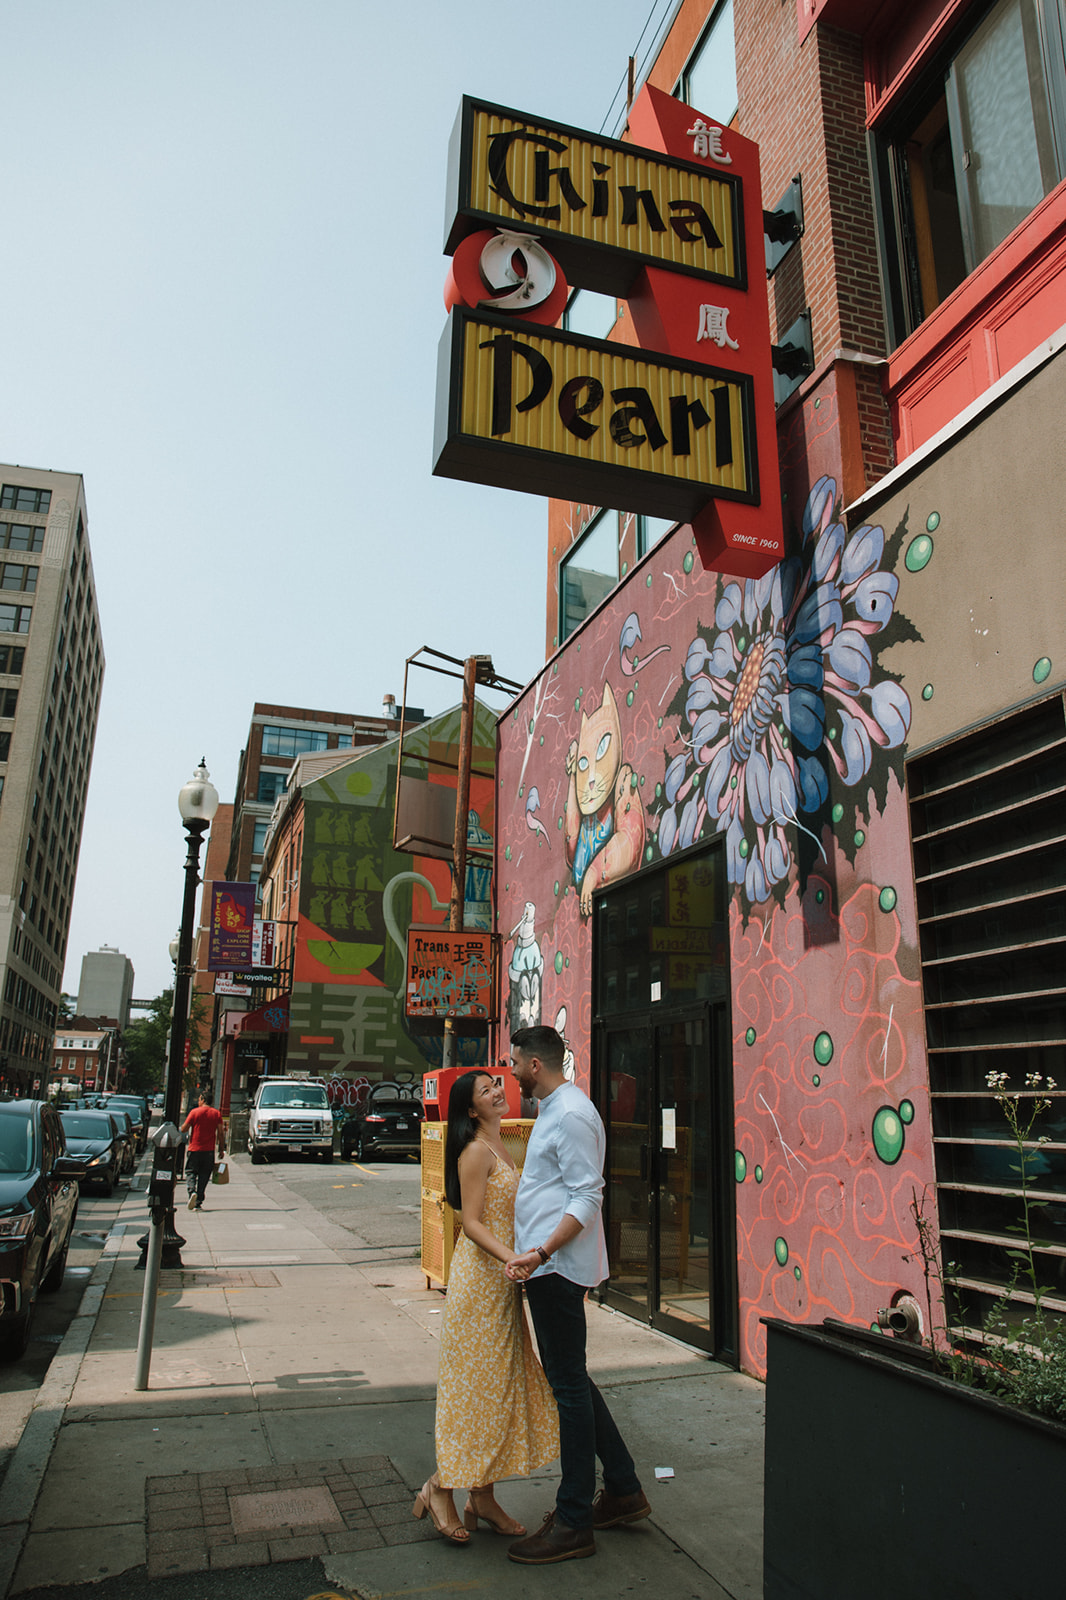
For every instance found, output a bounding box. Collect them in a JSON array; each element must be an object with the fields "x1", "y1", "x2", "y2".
[
  {"x1": 441, "y1": 655, "x2": 479, "y2": 1073},
  {"x1": 133, "y1": 815, "x2": 208, "y2": 1386}
]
